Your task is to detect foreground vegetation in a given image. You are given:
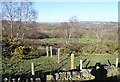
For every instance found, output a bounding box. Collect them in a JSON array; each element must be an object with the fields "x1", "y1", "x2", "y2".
[
  {"x1": 2, "y1": 54, "x2": 118, "y2": 75},
  {"x1": 2, "y1": 35, "x2": 119, "y2": 75}
]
